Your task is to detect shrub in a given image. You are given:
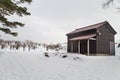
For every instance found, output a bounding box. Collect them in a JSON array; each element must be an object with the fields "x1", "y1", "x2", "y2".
[
  {"x1": 44, "y1": 52, "x2": 49, "y2": 57},
  {"x1": 62, "y1": 55, "x2": 67, "y2": 58}
]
